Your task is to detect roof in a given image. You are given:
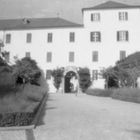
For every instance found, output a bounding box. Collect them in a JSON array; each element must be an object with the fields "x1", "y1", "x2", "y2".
[
  {"x1": 0, "y1": 17, "x2": 83, "y2": 30},
  {"x1": 82, "y1": 1, "x2": 140, "y2": 11}
]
